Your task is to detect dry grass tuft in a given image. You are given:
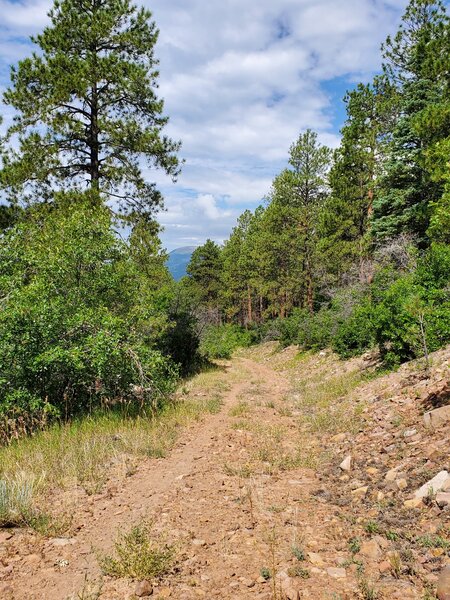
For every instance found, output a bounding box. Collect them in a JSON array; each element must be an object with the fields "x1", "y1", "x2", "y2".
[{"x1": 99, "y1": 521, "x2": 174, "y2": 580}]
